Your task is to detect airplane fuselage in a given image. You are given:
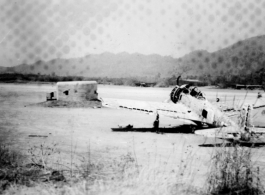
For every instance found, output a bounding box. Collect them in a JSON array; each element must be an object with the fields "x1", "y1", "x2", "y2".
[
  {"x1": 178, "y1": 93, "x2": 238, "y2": 127},
  {"x1": 170, "y1": 85, "x2": 238, "y2": 128}
]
